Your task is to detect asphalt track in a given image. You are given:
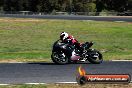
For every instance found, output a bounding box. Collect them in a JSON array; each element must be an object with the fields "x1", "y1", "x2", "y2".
[
  {"x1": 0, "y1": 15, "x2": 132, "y2": 84},
  {"x1": 0, "y1": 61, "x2": 132, "y2": 84},
  {"x1": 0, "y1": 14, "x2": 132, "y2": 22}
]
